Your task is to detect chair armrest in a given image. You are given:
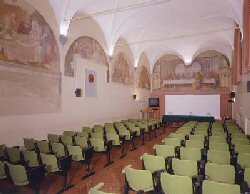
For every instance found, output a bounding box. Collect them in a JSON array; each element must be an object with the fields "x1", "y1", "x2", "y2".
[
  {"x1": 166, "y1": 156, "x2": 174, "y2": 174},
  {"x1": 175, "y1": 146, "x2": 180, "y2": 158},
  {"x1": 27, "y1": 165, "x2": 46, "y2": 186},
  {"x1": 181, "y1": 140, "x2": 185, "y2": 147},
  {"x1": 152, "y1": 169, "x2": 166, "y2": 180},
  {"x1": 199, "y1": 160, "x2": 206, "y2": 175},
  {"x1": 122, "y1": 165, "x2": 132, "y2": 173},
  {"x1": 193, "y1": 174, "x2": 204, "y2": 193}
]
